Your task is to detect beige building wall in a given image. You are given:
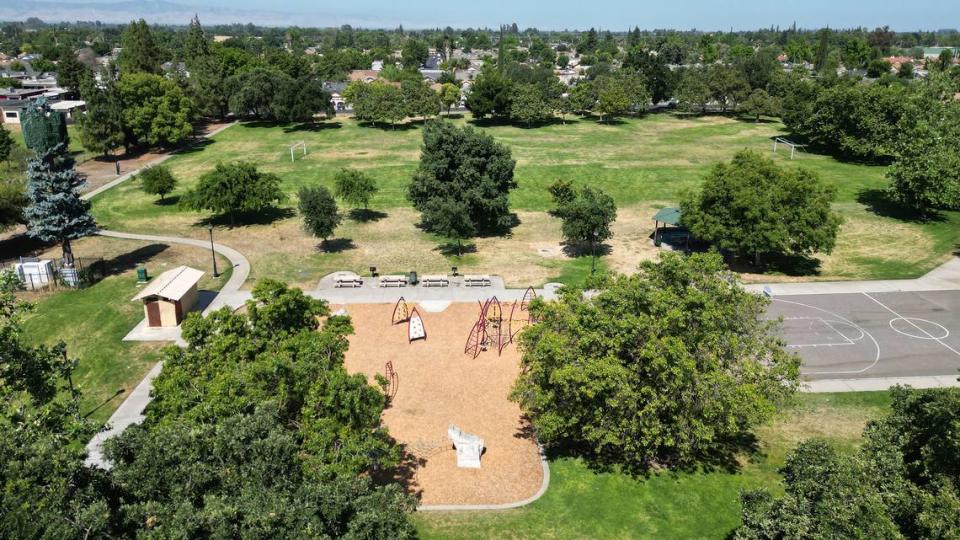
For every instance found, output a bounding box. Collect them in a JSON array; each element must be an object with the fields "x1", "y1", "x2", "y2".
[
  {"x1": 179, "y1": 286, "x2": 199, "y2": 314},
  {"x1": 158, "y1": 300, "x2": 178, "y2": 326}
]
